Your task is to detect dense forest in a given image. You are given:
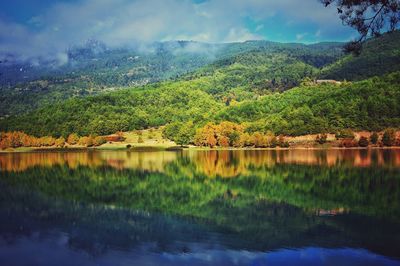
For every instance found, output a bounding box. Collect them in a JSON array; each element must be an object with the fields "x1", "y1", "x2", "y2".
[
  {"x1": 1, "y1": 32, "x2": 399, "y2": 119},
  {"x1": 0, "y1": 32, "x2": 399, "y2": 144},
  {"x1": 217, "y1": 73, "x2": 400, "y2": 135},
  {"x1": 321, "y1": 31, "x2": 400, "y2": 80},
  {"x1": 1, "y1": 72, "x2": 399, "y2": 141},
  {"x1": 1, "y1": 39, "x2": 344, "y2": 117}
]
